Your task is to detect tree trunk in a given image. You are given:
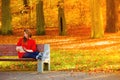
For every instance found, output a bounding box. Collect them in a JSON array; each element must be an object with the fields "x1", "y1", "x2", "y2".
[
  {"x1": 23, "y1": 0, "x2": 29, "y2": 7},
  {"x1": 58, "y1": 0, "x2": 66, "y2": 36},
  {"x1": 117, "y1": 0, "x2": 120, "y2": 31},
  {"x1": 1, "y1": 0, "x2": 12, "y2": 35},
  {"x1": 36, "y1": 0, "x2": 45, "y2": 35},
  {"x1": 105, "y1": 0, "x2": 118, "y2": 33},
  {"x1": 90, "y1": 0, "x2": 104, "y2": 38}
]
